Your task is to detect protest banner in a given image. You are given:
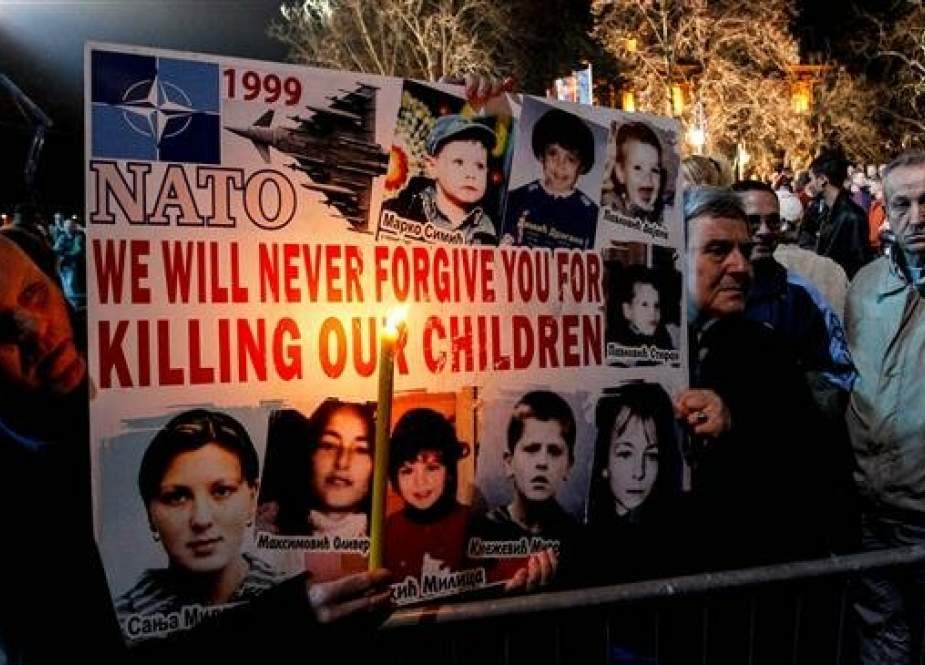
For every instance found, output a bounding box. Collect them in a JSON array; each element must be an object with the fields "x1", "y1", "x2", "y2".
[{"x1": 86, "y1": 42, "x2": 687, "y2": 644}]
